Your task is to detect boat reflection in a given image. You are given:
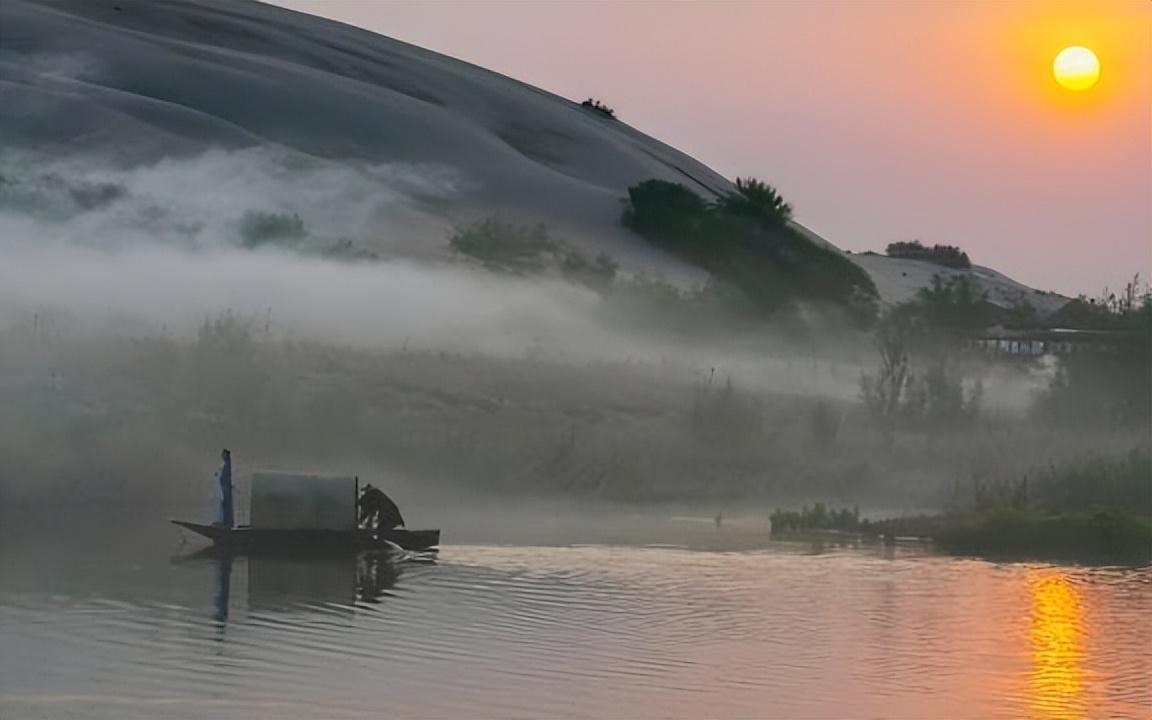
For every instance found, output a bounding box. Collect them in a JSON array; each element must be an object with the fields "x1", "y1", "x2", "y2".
[
  {"x1": 186, "y1": 548, "x2": 413, "y2": 620},
  {"x1": 1028, "y1": 572, "x2": 1086, "y2": 719}
]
